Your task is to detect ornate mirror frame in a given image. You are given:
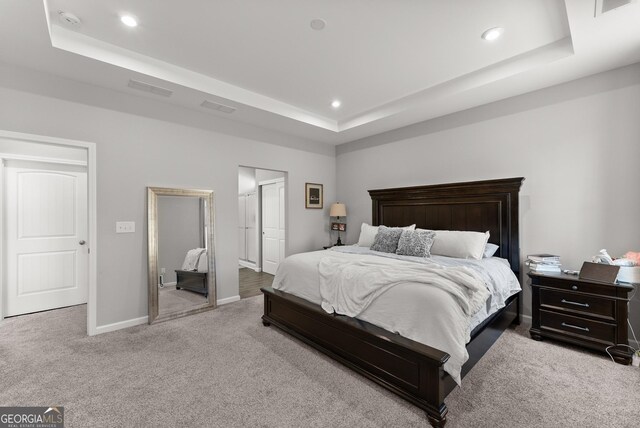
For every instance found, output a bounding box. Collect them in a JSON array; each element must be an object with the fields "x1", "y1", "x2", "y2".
[{"x1": 147, "y1": 187, "x2": 216, "y2": 324}]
